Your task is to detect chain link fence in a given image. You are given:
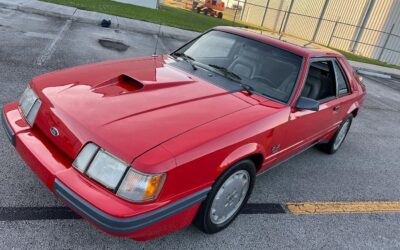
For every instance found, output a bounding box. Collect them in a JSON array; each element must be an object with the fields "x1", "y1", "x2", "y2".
[{"x1": 165, "y1": 0, "x2": 400, "y2": 66}]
